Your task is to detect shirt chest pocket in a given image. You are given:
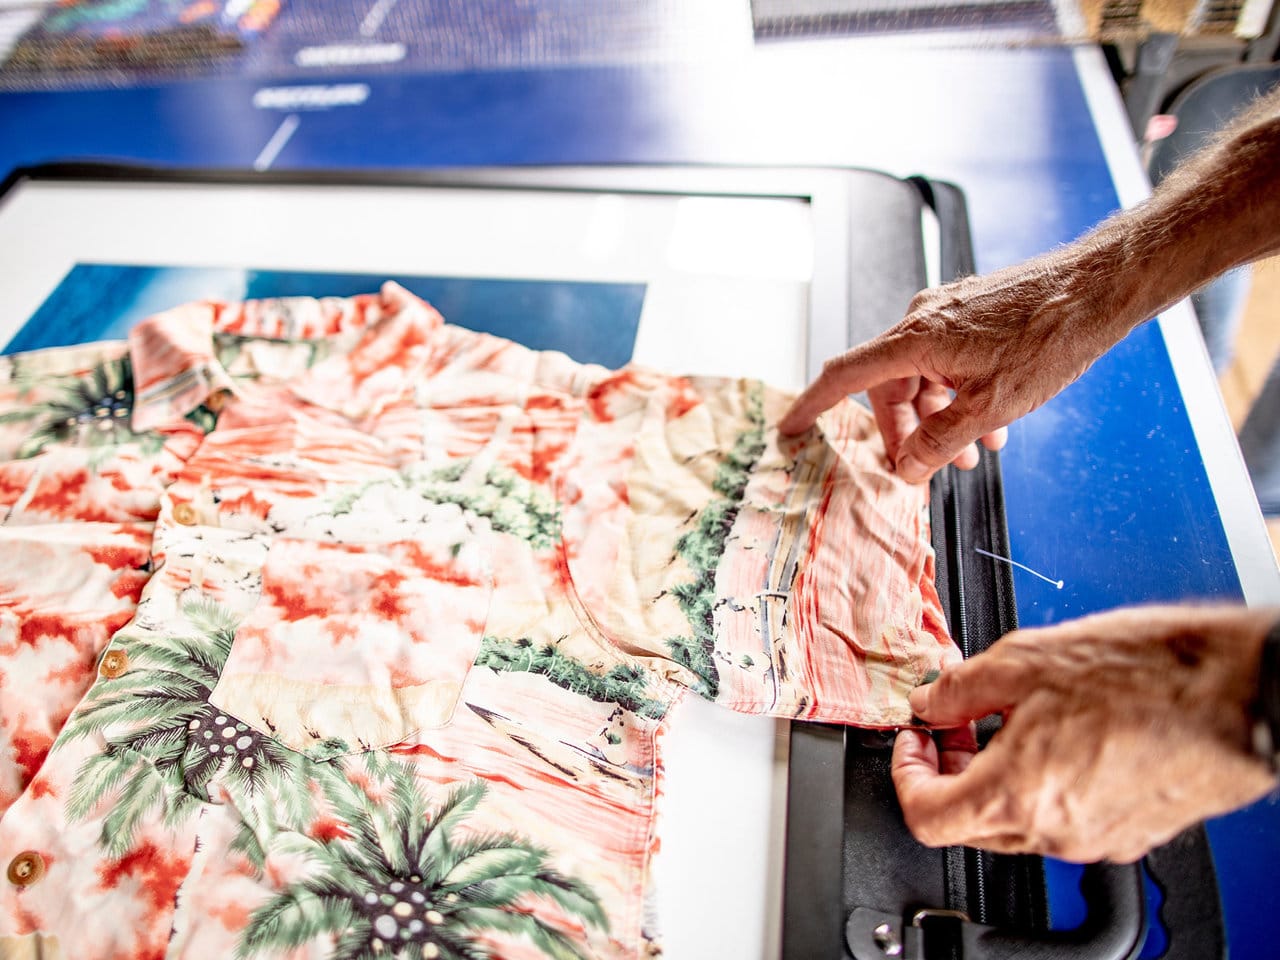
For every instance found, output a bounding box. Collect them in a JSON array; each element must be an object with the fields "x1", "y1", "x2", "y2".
[{"x1": 208, "y1": 514, "x2": 491, "y2": 760}]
